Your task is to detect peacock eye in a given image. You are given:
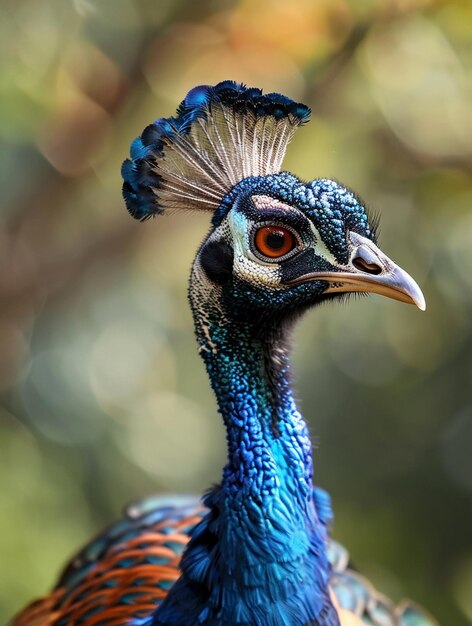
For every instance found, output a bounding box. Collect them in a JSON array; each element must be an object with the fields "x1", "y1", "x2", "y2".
[{"x1": 253, "y1": 225, "x2": 296, "y2": 259}]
